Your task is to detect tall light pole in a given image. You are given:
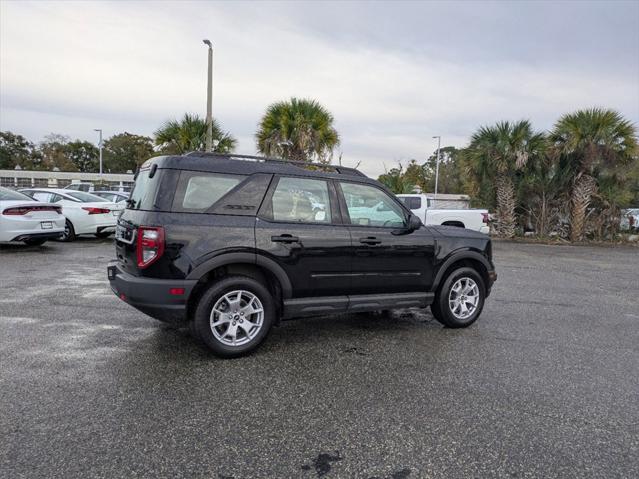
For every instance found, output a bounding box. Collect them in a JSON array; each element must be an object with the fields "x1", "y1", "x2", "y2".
[
  {"x1": 203, "y1": 39, "x2": 213, "y2": 152},
  {"x1": 94, "y1": 129, "x2": 103, "y2": 175},
  {"x1": 432, "y1": 135, "x2": 441, "y2": 207}
]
